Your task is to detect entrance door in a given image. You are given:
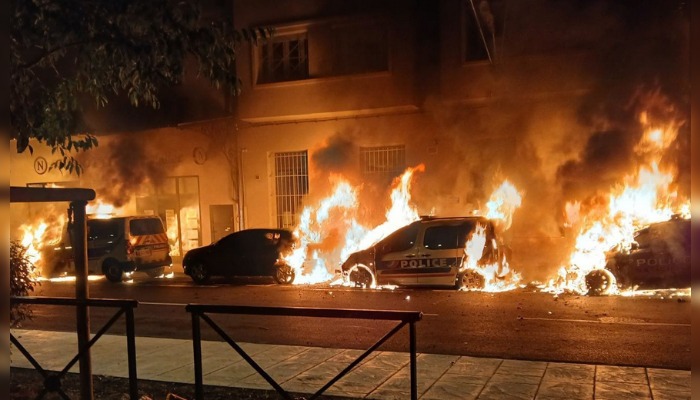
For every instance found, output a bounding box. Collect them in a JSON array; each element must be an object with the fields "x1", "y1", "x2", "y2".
[{"x1": 210, "y1": 205, "x2": 234, "y2": 242}]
